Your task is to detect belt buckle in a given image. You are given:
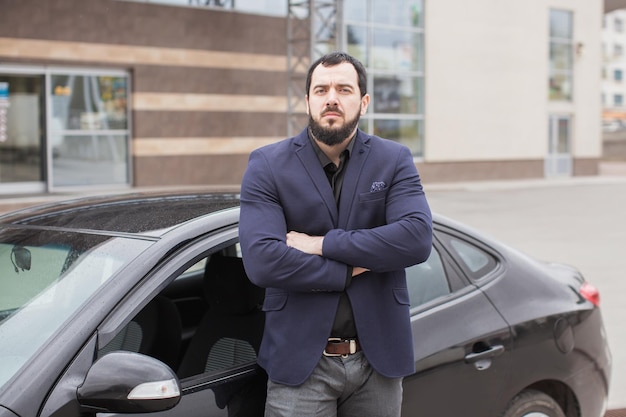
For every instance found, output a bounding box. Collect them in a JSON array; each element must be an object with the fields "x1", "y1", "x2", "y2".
[{"x1": 323, "y1": 338, "x2": 357, "y2": 358}]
